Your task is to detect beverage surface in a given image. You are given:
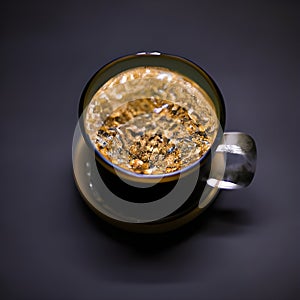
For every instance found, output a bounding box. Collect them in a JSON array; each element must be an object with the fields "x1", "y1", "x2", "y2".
[
  {"x1": 95, "y1": 98, "x2": 212, "y2": 174},
  {"x1": 84, "y1": 66, "x2": 219, "y2": 175}
]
